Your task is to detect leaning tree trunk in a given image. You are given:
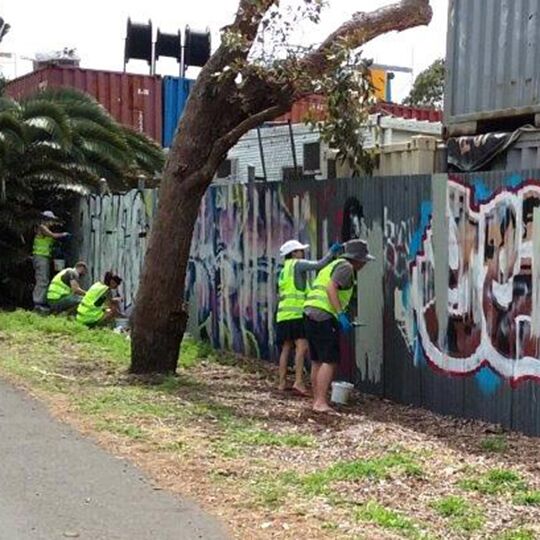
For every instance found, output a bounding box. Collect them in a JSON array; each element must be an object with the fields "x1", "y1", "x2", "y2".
[{"x1": 130, "y1": 168, "x2": 208, "y2": 373}]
